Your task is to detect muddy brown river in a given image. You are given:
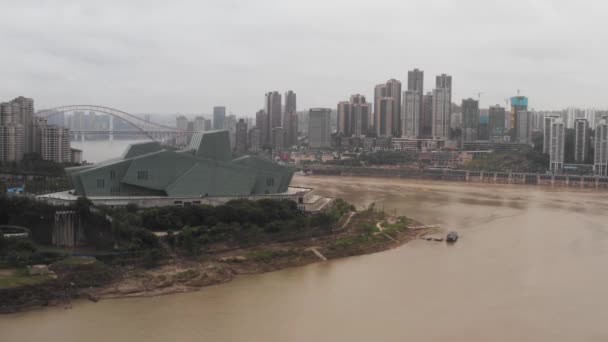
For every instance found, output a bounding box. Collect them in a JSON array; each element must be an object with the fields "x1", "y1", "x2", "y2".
[{"x1": 3, "y1": 176, "x2": 608, "y2": 341}]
